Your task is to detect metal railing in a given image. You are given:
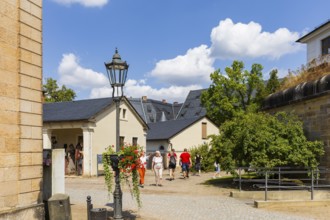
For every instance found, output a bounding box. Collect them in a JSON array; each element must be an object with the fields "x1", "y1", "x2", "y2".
[{"x1": 235, "y1": 167, "x2": 330, "y2": 201}]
